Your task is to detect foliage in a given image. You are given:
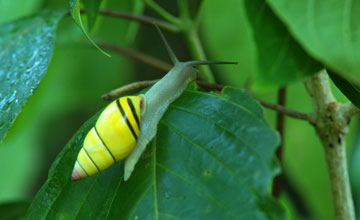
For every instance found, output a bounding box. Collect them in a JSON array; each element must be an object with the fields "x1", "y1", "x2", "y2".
[
  {"x1": 27, "y1": 87, "x2": 285, "y2": 219},
  {"x1": 0, "y1": 0, "x2": 360, "y2": 220},
  {"x1": 243, "y1": 0, "x2": 321, "y2": 88},
  {"x1": 266, "y1": 0, "x2": 360, "y2": 86}
]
